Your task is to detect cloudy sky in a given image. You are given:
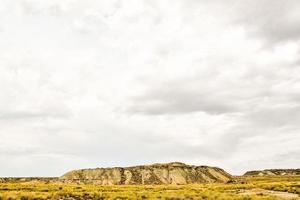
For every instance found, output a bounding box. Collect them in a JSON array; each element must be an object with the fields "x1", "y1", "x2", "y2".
[{"x1": 0, "y1": 0, "x2": 300, "y2": 177}]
